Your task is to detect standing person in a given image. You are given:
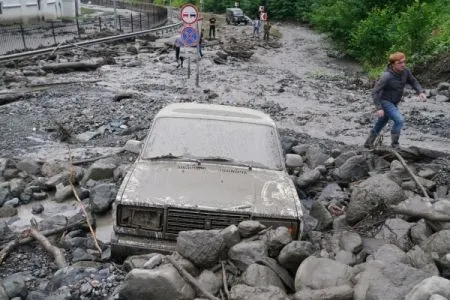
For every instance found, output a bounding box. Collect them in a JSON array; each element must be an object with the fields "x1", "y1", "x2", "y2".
[
  {"x1": 364, "y1": 52, "x2": 427, "y2": 149},
  {"x1": 209, "y1": 15, "x2": 216, "y2": 39},
  {"x1": 173, "y1": 37, "x2": 184, "y2": 68},
  {"x1": 198, "y1": 28, "x2": 204, "y2": 58},
  {"x1": 263, "y1": 21, "x2": 271, "y2": 41},
  {"x1": 252, "y1": 16, "x2": 260, "y2": 38}
]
